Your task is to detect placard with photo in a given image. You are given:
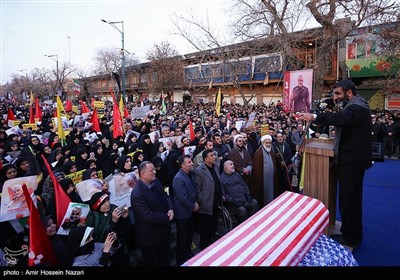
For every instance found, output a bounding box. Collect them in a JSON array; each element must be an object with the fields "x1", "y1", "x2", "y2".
[
  {"x1": 75, "y1": 179, "x2": 104, "y2": 202},
  {"x1": 0, "y1": 176, "x2": 38, "y2": 222},
  {"x1": 57, "y1": 202, "x2": 90, "y2": 235},
  {"x1": 109, "y1": 171, "x2": 138, "y2": 207}
]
